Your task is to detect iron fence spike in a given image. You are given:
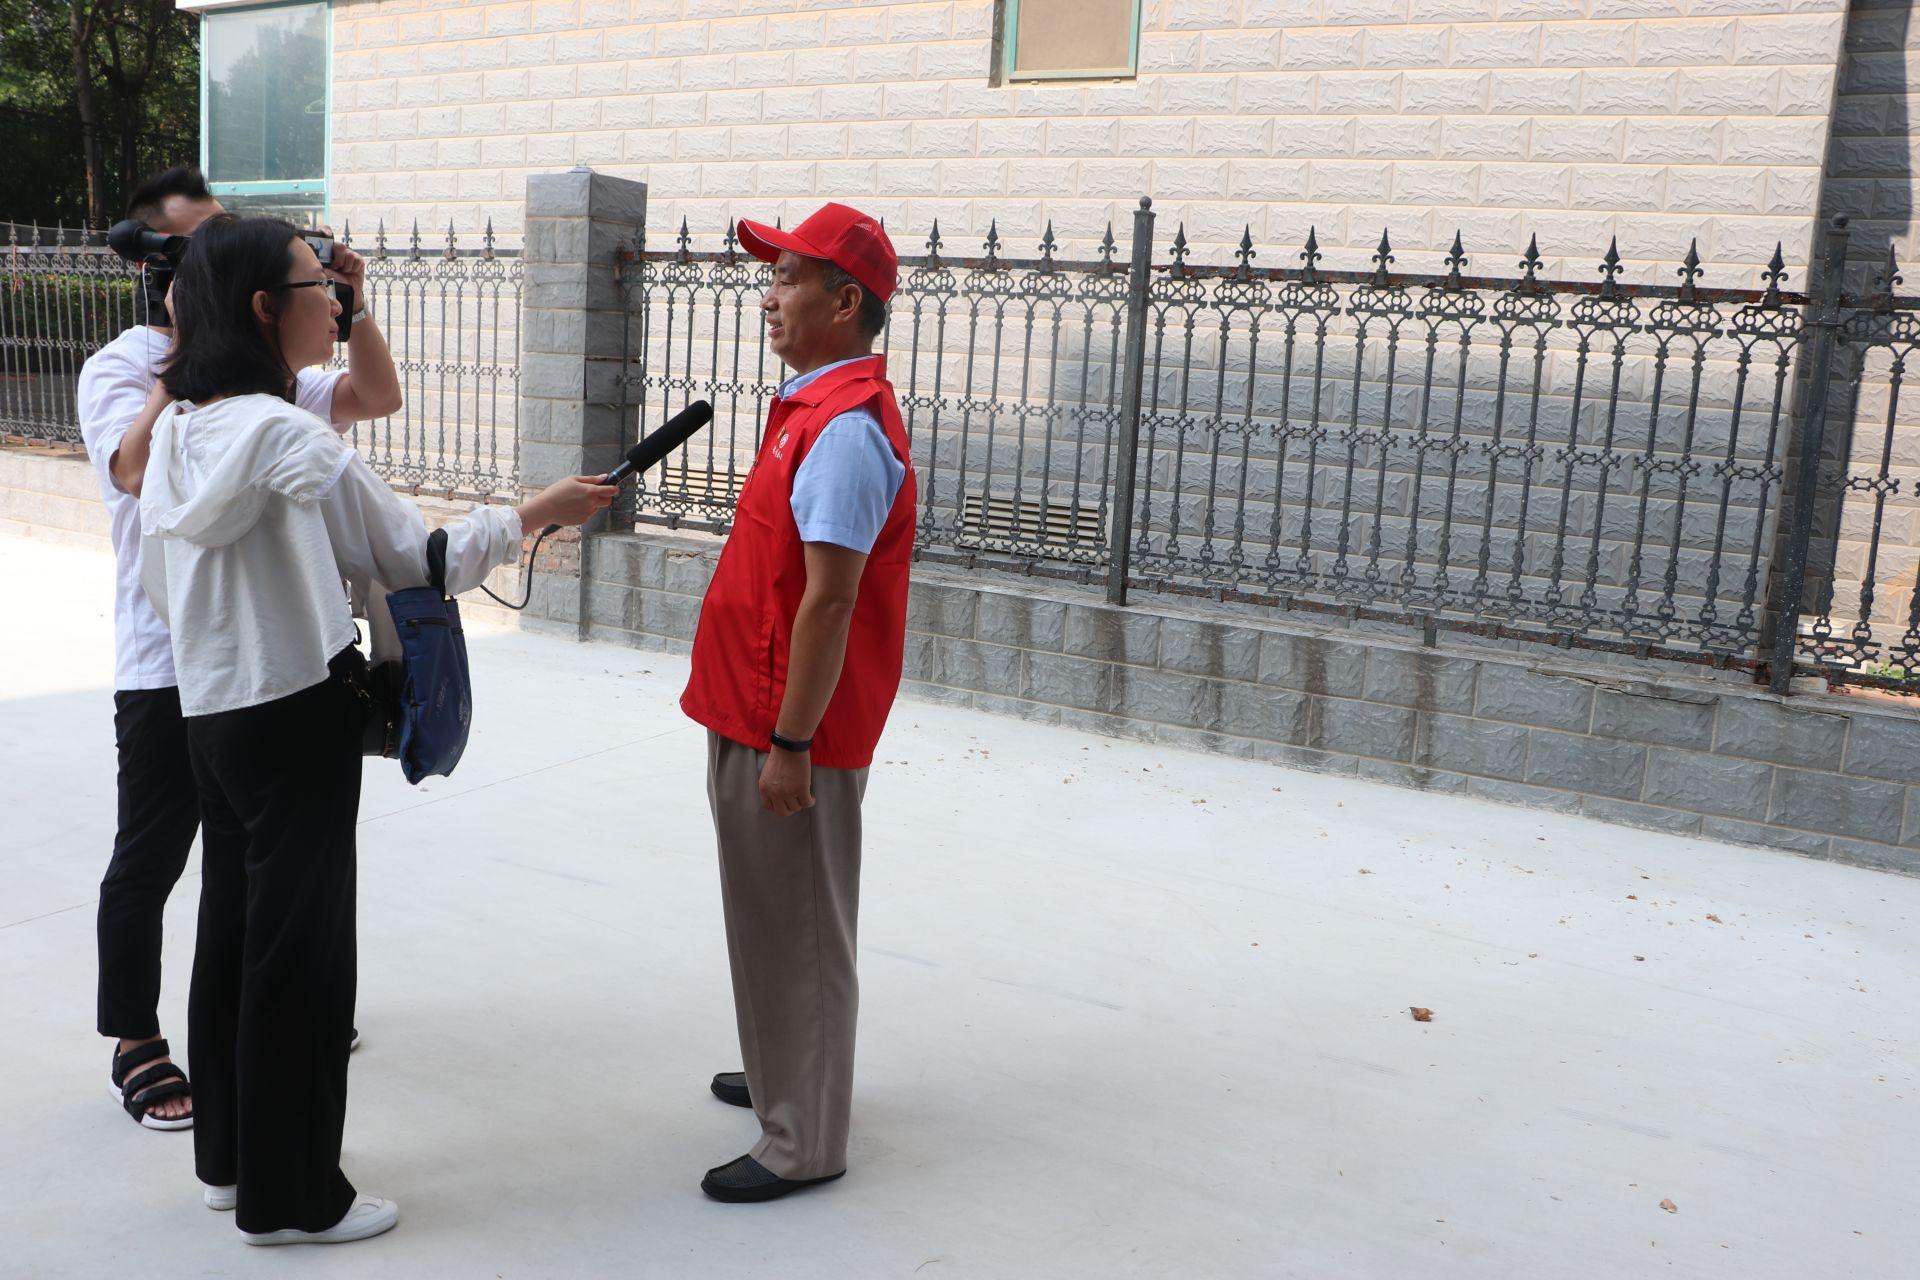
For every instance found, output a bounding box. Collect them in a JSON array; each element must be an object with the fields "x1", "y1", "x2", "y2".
[
  {"x1": 1761, "y1": 241, "x2": 1787, "y2": 308},
  {"x1": 1233, "y1": 224, "x2": 1256, "y2": 279},
  {"x1": 1598, "y1": 236, "x2": 1623, "y2": 298},
  {"x1": 1677, "y1": 237, "x2": 1703, "y2": 303},
  {"x1": 1517, "y1": 233, "x2": 1544, "y2": 293}
]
